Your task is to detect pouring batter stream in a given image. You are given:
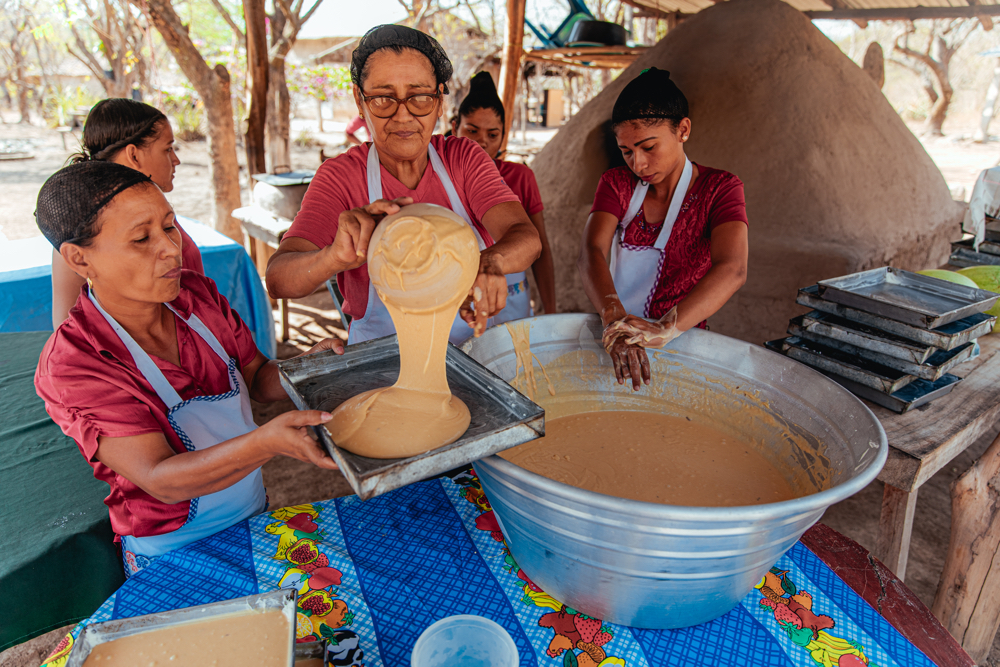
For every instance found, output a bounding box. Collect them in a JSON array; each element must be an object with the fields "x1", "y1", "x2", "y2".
[{"x1": 328, "y1": 204, "x2": 480, "y2": 458}]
